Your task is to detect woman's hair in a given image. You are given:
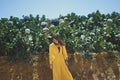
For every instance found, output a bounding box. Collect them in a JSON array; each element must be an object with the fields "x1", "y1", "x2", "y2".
[{"x1": 52, "y1": 34, "x2": 65, "y2": 45}]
